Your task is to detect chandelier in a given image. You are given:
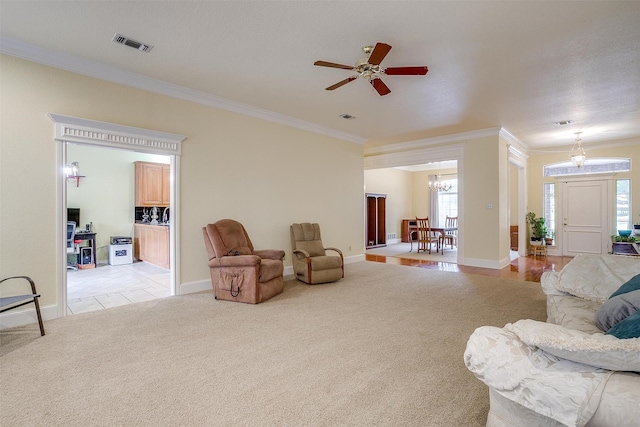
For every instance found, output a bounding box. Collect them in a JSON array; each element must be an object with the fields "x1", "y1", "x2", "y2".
[
  {"x1": 428, "y1": 175, "x2": 452, "y2": 192},
  {"x1": 569, "y1": 132, "x2": 586, "y2": 168}
]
